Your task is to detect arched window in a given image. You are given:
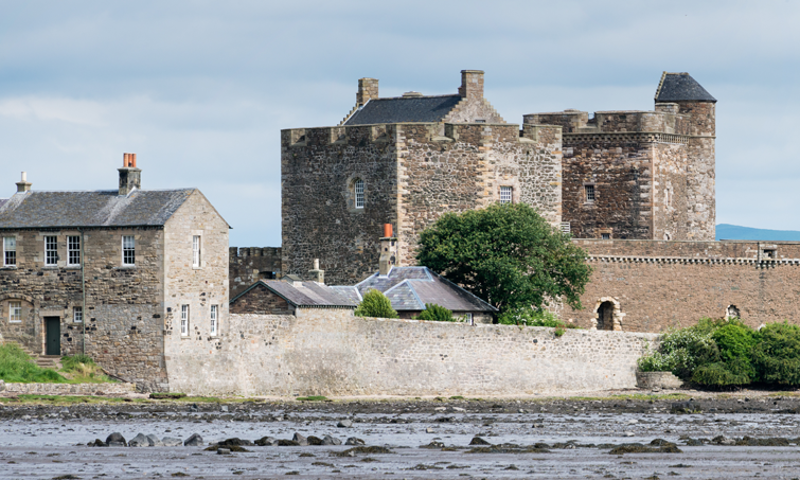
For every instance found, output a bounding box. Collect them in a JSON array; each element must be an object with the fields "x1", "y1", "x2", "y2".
[{"x1": 354, "y1": 179, "x2": 365, "y2": 209}]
